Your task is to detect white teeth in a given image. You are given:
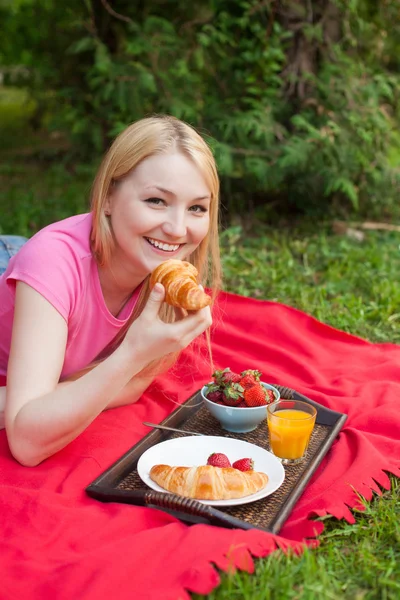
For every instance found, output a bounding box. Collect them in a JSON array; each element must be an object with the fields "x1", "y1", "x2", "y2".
[{"x1": 147, "y1": 238, "x2": 180, "y2": 252}]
